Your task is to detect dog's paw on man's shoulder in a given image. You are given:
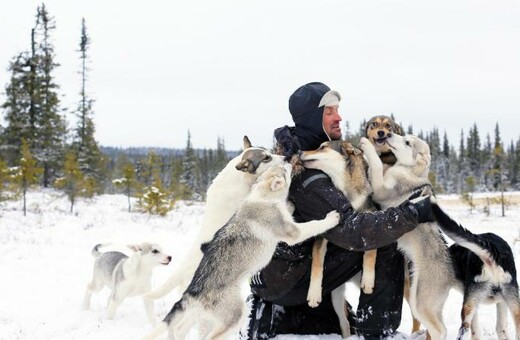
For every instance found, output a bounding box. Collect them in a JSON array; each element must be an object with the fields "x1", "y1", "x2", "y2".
[{"x1": 289, "y1": 154, "x2": 305, "y2": 177}]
